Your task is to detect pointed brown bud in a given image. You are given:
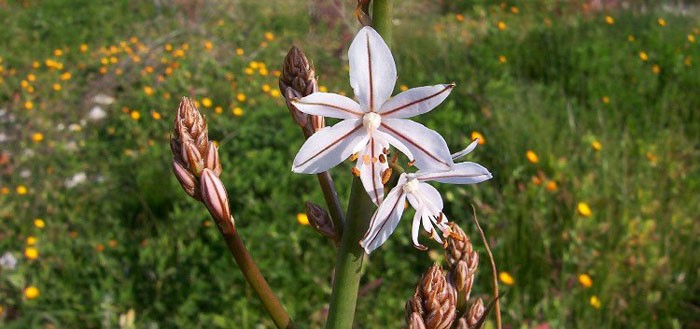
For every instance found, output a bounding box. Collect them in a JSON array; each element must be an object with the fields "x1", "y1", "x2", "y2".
[
  {"x1": 448, "y1": 259, "x2": 476, "y2": 313},
  {"x1": 445, "y1": 222, "x2": 477, "y2": 269},
  {"x1": 200, "y1": 169, "x2": 234, "y2": 234},
  {"x1": 173, "y1": 160, "x2": 201, "y2": 201},
  {"x1": 408, "y1": 312, "x2": 427, "y2": 329},
  {"x1": 466, "y1": 298, "x2": 485, "y2": 329},
  {"x1": 407, "y1": 264, "x2": 456, "y2": 329},
  {"x1": 305, "y1": 202, "x2": 337, "y2": 242},
  {"x1": 184, "y1": 142, "x2": 204, "y2": 176},
  {"x1": 204, "y1": 143, "x2": 222, "y2": 176}
]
